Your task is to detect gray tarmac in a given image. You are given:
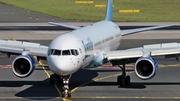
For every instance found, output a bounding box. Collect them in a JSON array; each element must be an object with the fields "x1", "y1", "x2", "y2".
[
  {"x1": 1, "y1": 39, "x2": 180, "y2": 101},
  {"x1": 0, "y1": 3, "x2": 69, "y2": 22},
  {"x1": 1, "y1": 3, "x2": 180, "y2": 101}
]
